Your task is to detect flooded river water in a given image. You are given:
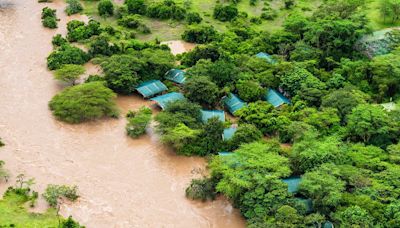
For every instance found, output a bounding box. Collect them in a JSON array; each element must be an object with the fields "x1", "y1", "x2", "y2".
[{"x1": 0, "y1": 0, "x2": 245, "y2": 227}]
